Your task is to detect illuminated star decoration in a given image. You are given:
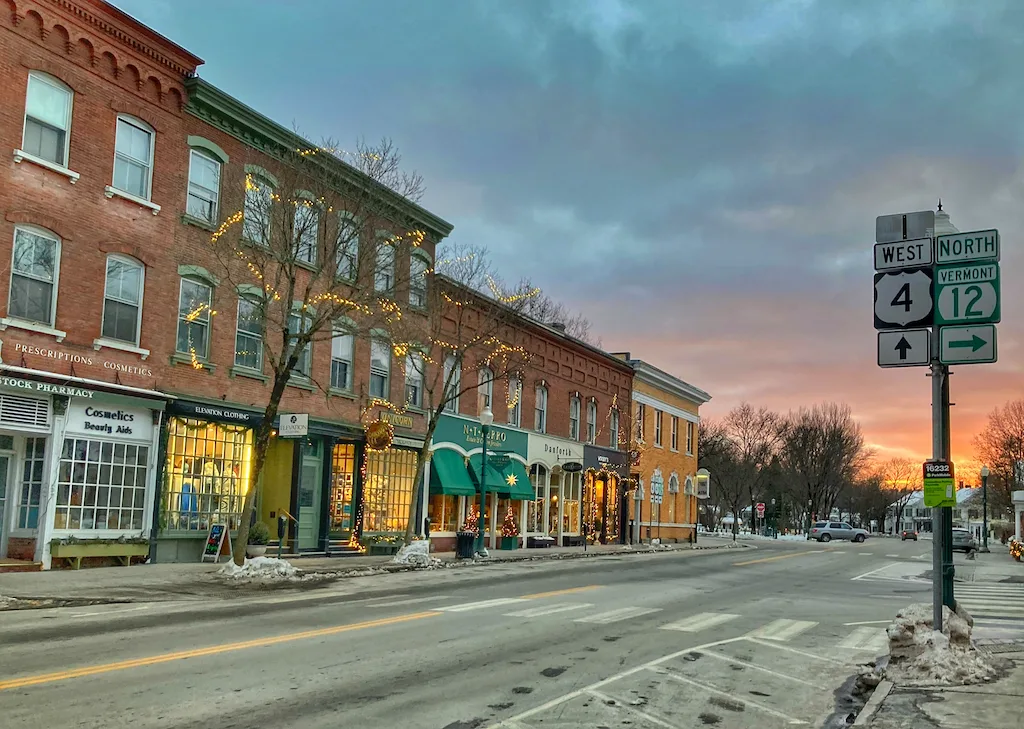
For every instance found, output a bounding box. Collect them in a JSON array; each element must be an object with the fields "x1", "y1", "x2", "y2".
[{"x1": 506, "y1": 473, "x2": 518, "y2": 487}]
